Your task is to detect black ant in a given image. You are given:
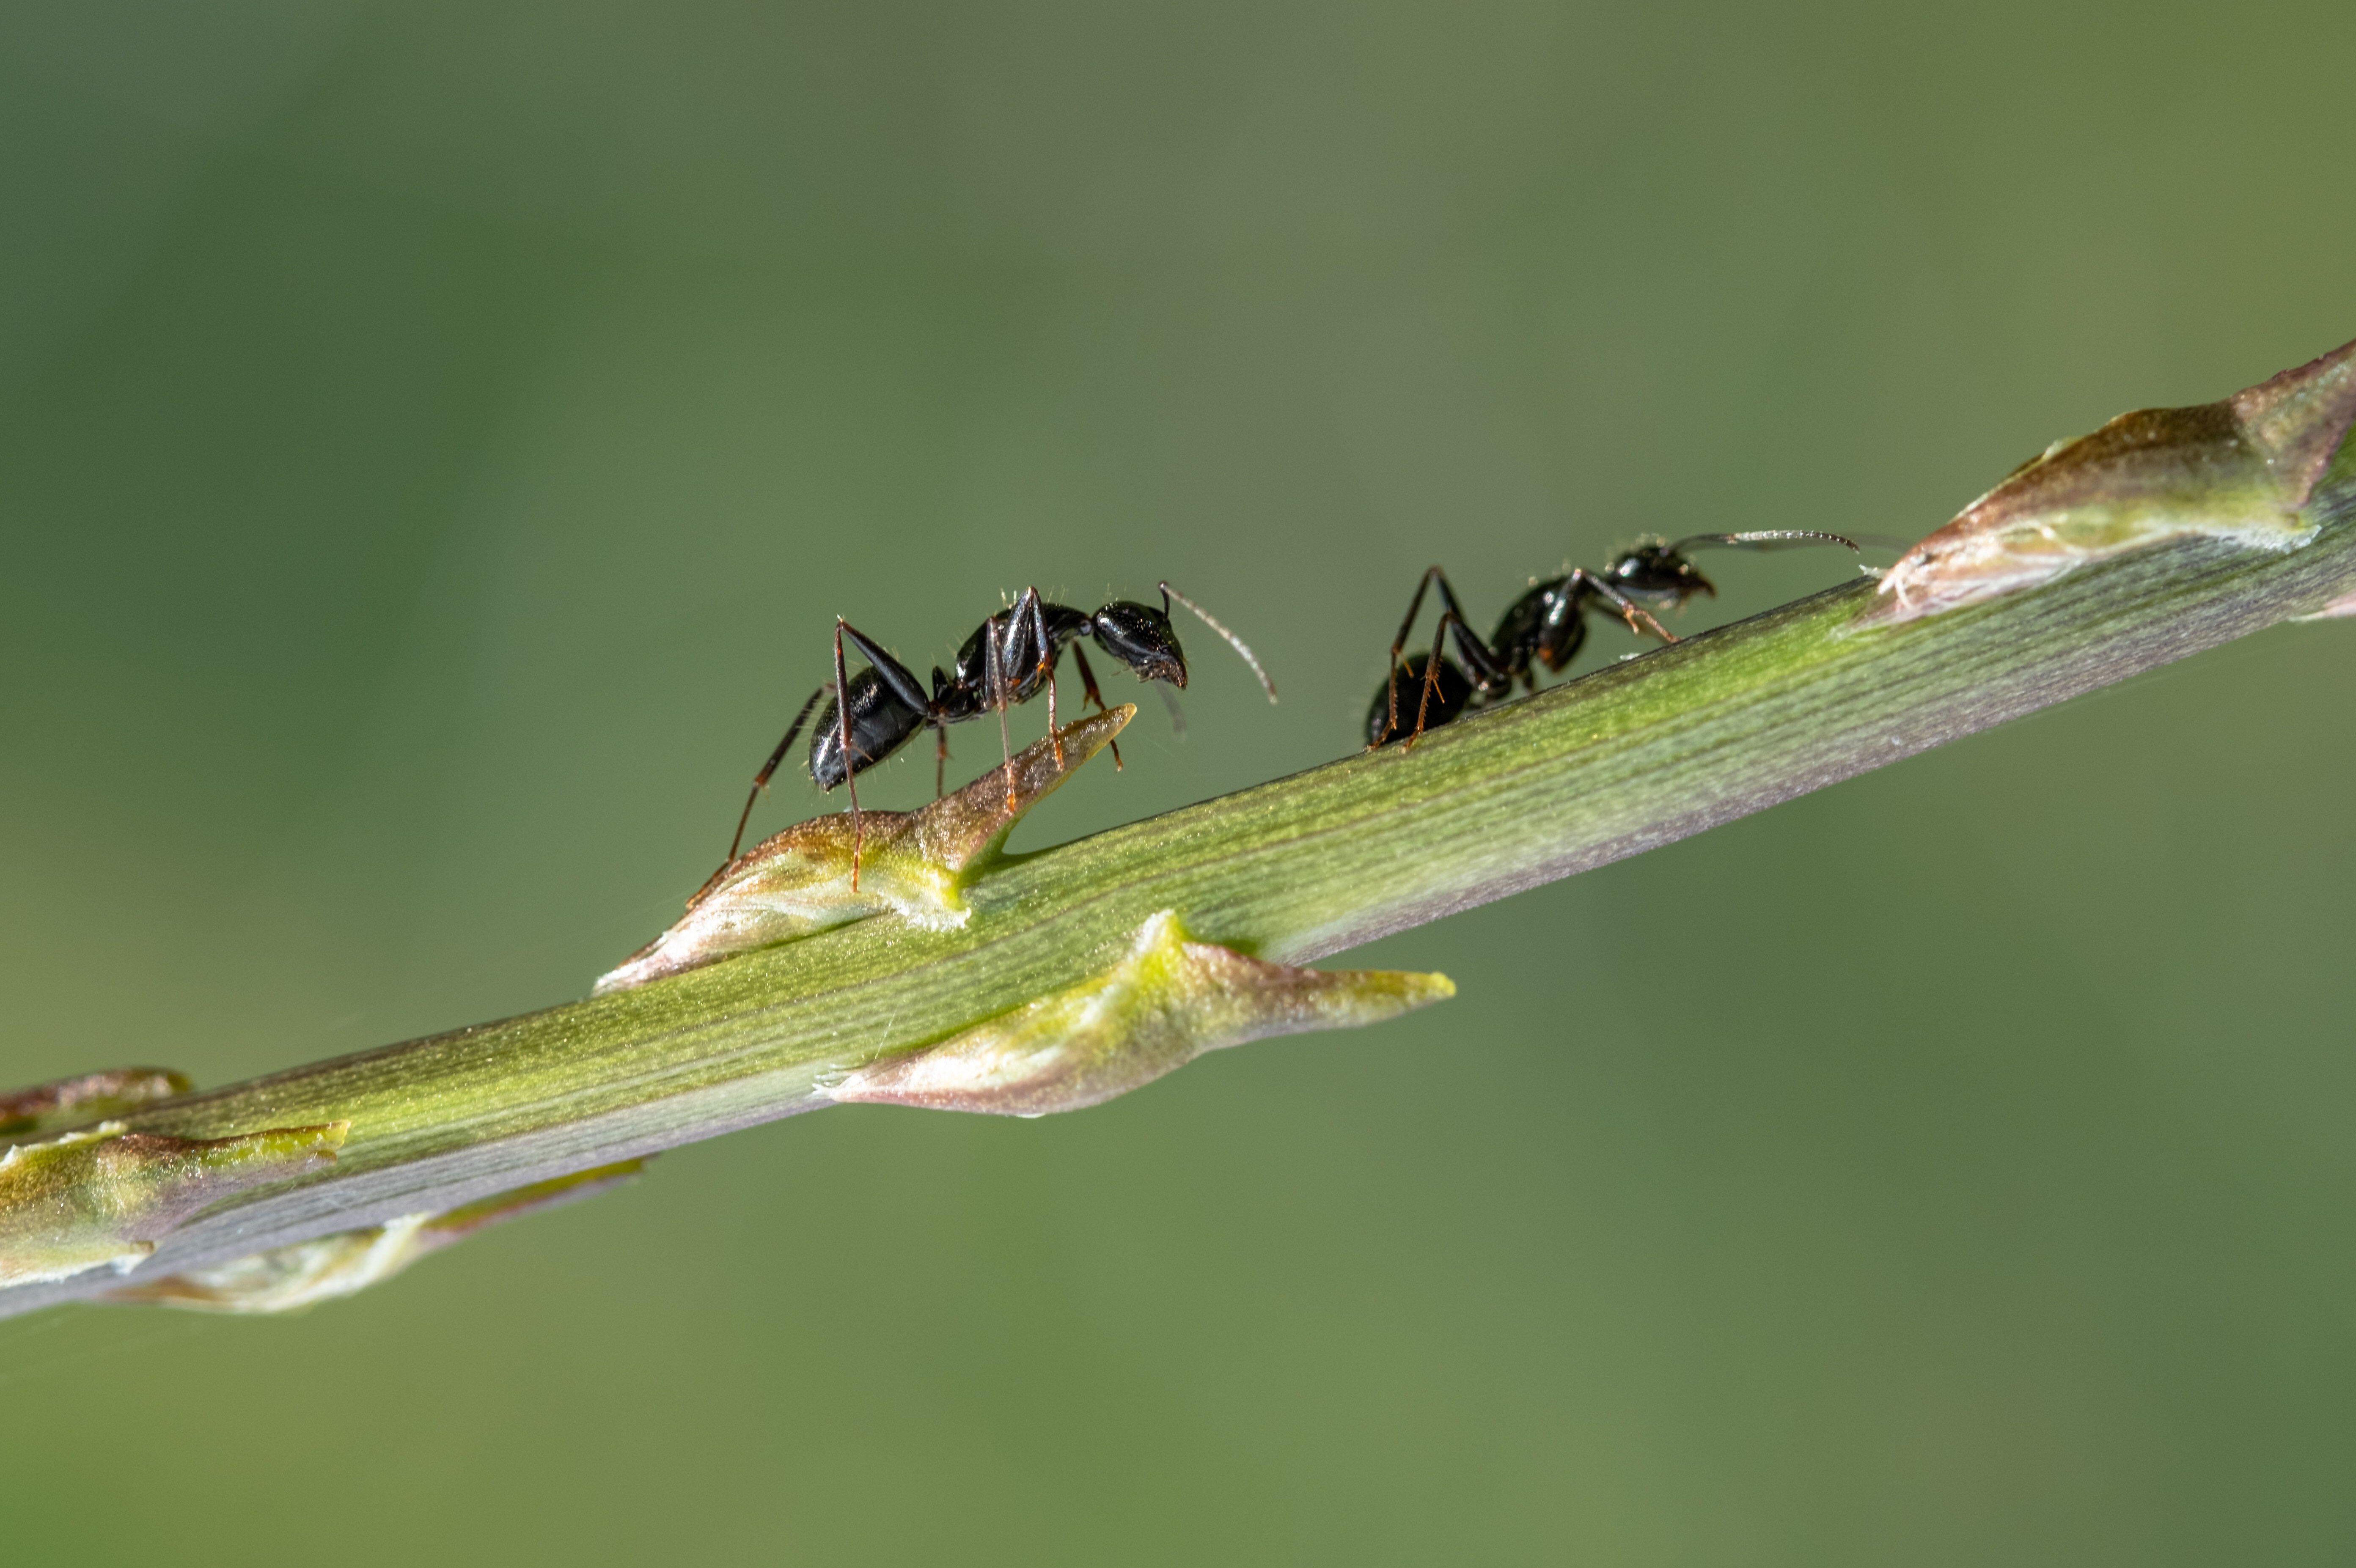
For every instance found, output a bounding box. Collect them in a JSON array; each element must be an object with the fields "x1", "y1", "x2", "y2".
[
  {"x1": 729, "y1": 583, "x2": 1277, "y2": 881},
  {"x1": 1367, "y1": 531, "x2": 1861, "y2": 748}
]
